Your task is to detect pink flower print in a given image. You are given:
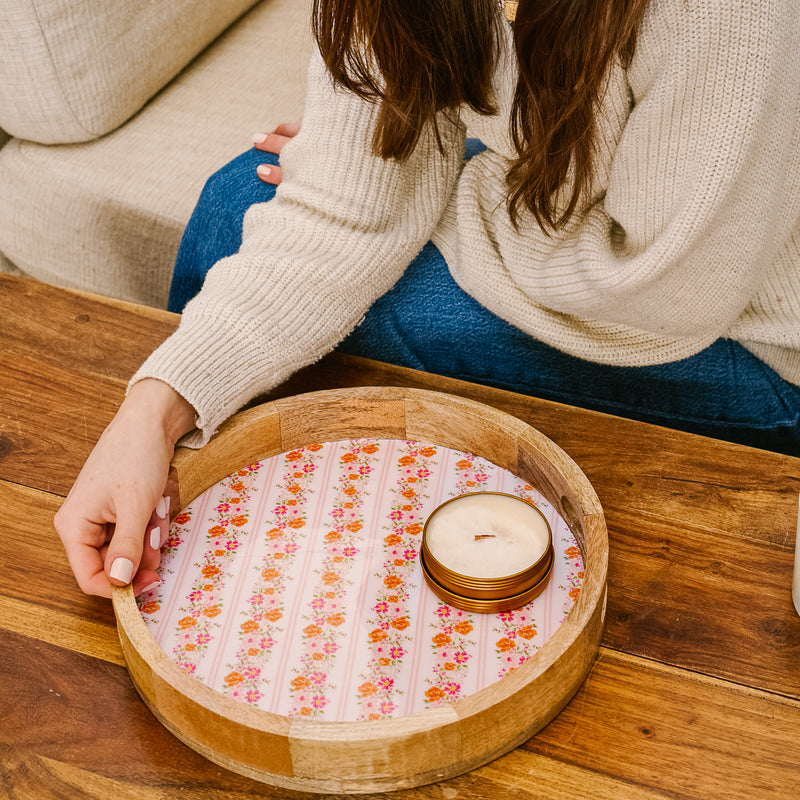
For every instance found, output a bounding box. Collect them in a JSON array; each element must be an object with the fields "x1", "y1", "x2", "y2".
[
  {"x1": 445, "y1": 682, "x2": 461, "y2": 696},
  {"x1": 379, "y1": 701, "x2": 396, "y2": 716},
  {"x1": 435, "y1": 605, "x2": 451, "y2": 619},
  {"x1": 417, "y1": 468, "x2": 431, "y2": 478},
  {"x1": 245, "y1": 689, "x2": 263, "y2": 704},
  {"x1": 389, "y1": 509, "x2": 404, "y2": 521},
  {"x1": 225, "y1": 540, "x2": 240, "y2": 551},
  {"x1": 454, "y1": 650, "x2": 468, "y2": 664},
  {"x1": 358, "y1": 464, "x2": 372, "y2": 475},
  {"x1": 403, "y1": 548, "x2": 417, "y2": 561},
  {"x1": 312, "y1": 695, "x2": 327, "y2": 709},
  {"x1": 196, "y1": 632, "x2": 211, "y2": 645},
  {"x1": 331, "y1": 508, "x2": 345, "y2": 519}
]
